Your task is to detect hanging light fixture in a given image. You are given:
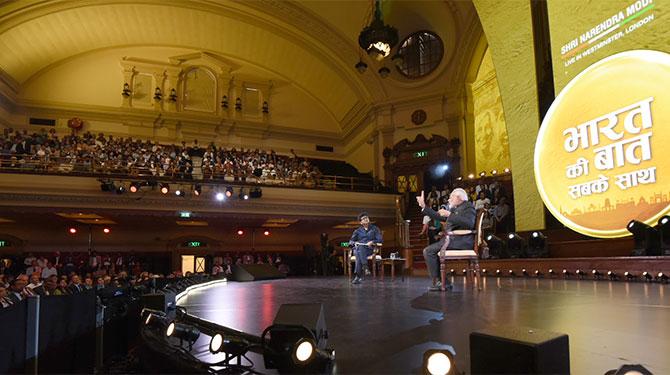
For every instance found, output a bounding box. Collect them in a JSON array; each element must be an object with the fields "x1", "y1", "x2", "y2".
[{"x1": 358, "y1": 0, "x2": 398, "y2": 62}]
